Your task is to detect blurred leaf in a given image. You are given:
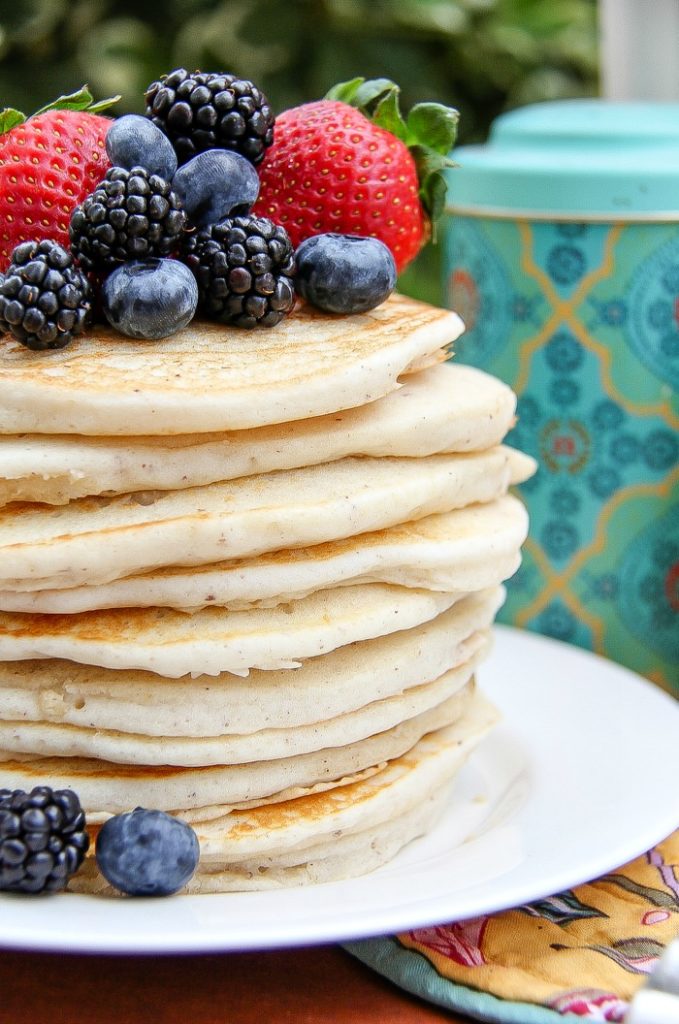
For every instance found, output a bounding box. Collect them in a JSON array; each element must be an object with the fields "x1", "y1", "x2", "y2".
[
  {"x1": 393, "y1": 1, "x2": 467, "y2": 37},
  {"x1": 77, "y1": 17, "x2": 158, "y2": 108},
  {"x1": 181, "y1": 0, "x2": 291, "y2": 81},
  {"x1": 0, "y1": 0, "x2": 67, "y2": 44},
  {"x1": 397, "y1": 240, "x2": 442, "y2": 306}
]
